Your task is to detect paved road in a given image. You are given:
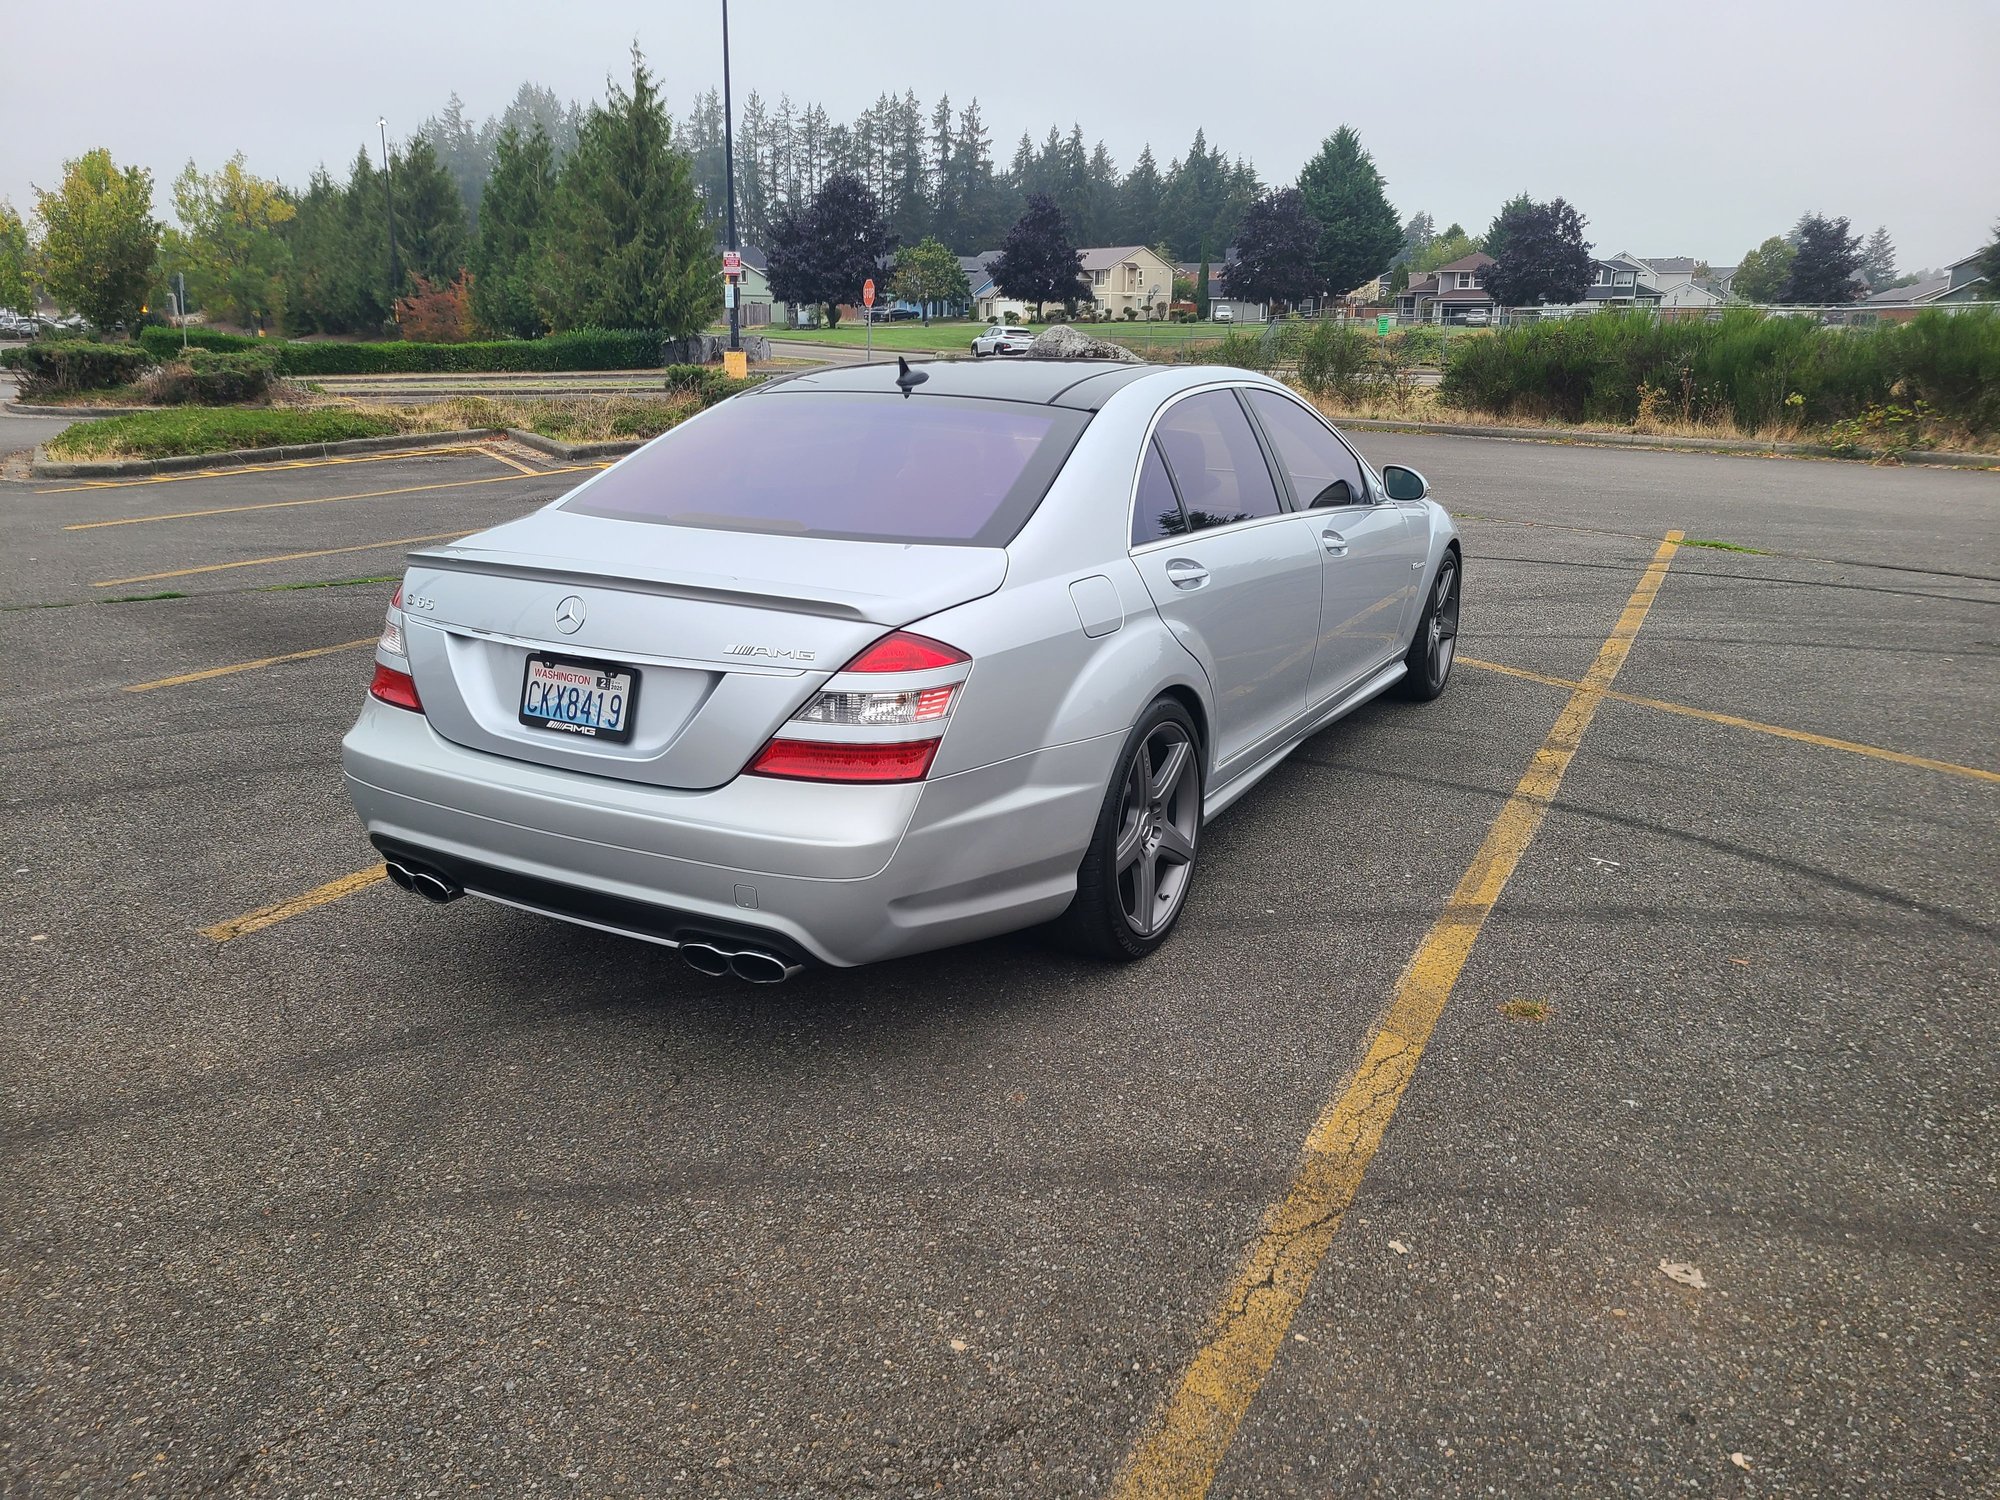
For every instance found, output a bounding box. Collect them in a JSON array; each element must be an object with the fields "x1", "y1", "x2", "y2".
[
  {"x1": 0, "y1": 371, "x2": 78, "y2": 460},
  {"x1": 2, "y1": 434, "x2": 1993, "y2": 1497}
]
